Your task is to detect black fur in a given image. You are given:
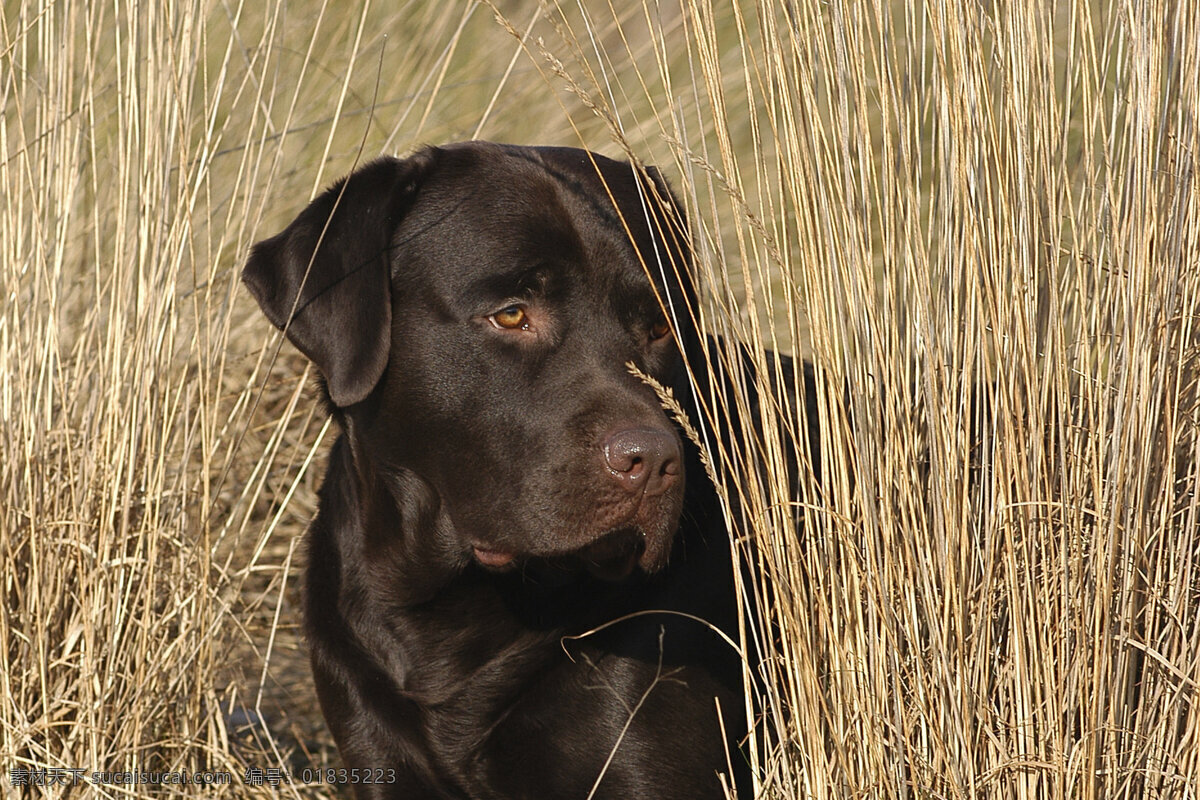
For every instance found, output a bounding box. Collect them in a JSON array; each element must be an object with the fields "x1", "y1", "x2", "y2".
[{"x1": 244, "y1": 142, "x2": 783, "y2": 799}]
